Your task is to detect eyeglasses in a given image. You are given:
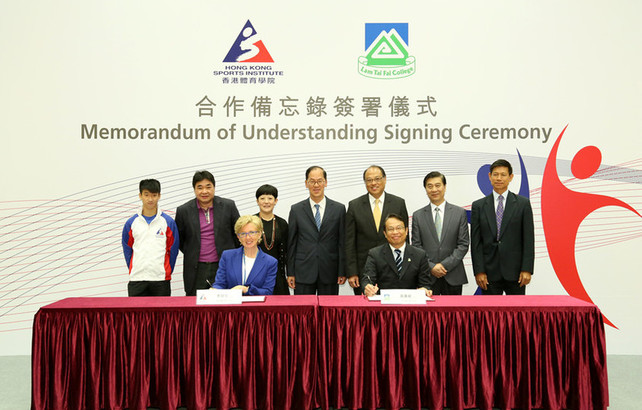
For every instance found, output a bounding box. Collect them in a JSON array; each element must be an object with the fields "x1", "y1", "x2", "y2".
[
  {"x1": 386, "y1": 225, "x2": 406, "y2": 233},
  {"x1": 365, "y1": 176, "x2": 384, "y2": 184},
  {"x1": 307, "y1": 179, "x2": 325, "y2": 186},
  {"x1": 238, "y1": 231, "x2": 260, "y2": 238}
]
